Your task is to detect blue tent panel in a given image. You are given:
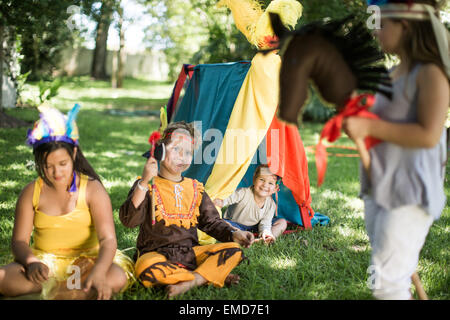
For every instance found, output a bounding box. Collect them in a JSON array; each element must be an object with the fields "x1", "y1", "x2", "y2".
[{"x1": 172, "y1": 61, "x2": 251, "y2": 184}]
